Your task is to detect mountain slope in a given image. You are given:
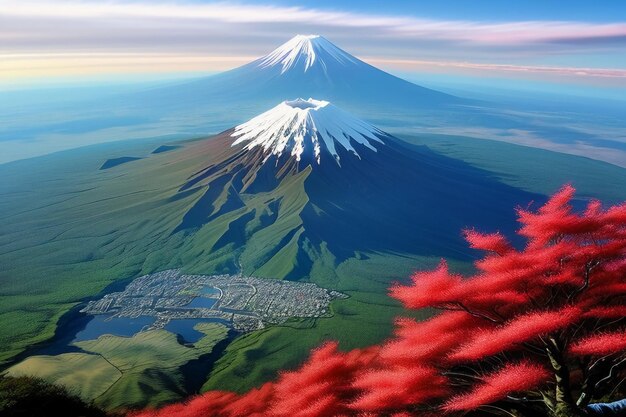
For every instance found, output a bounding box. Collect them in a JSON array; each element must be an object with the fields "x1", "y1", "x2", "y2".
[{"x1": 165, "y1": 99, "x2": 537, "y2": 279}]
